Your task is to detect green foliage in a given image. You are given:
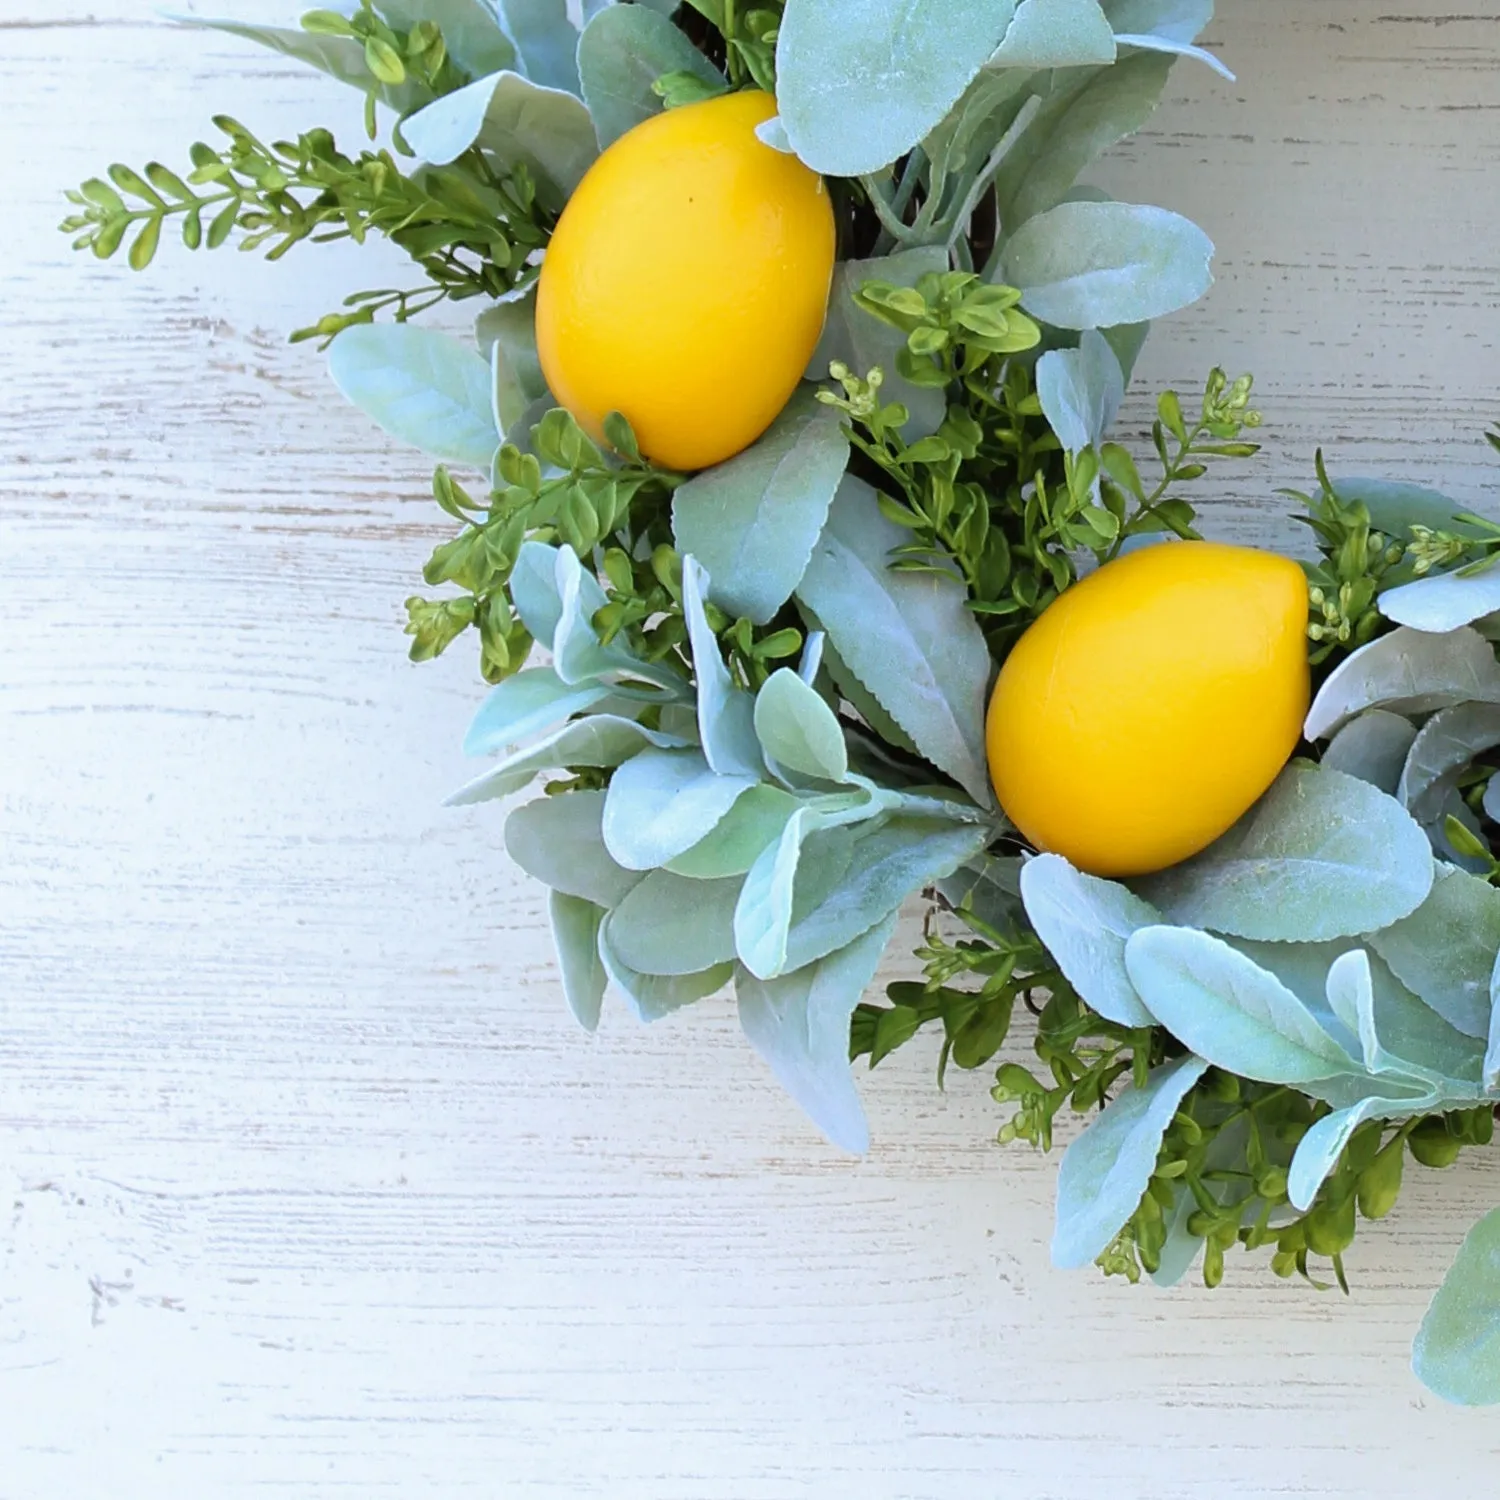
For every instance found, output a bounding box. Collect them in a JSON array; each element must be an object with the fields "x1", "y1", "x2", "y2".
[
  {"x1": 679, "y1": 0, "x2": 784, "y2": 92},
  {"x1": 821, "y1": 275, "x2": 1261, "y2": 657},
  {"x1": 63, "y1": 118, "x2": 550, "y2": 345}
]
